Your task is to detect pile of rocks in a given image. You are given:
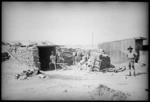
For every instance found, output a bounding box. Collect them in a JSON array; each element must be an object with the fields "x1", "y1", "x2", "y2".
[{"x1": 15, "y1": 69, "x2": 46, "y2": 80}]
